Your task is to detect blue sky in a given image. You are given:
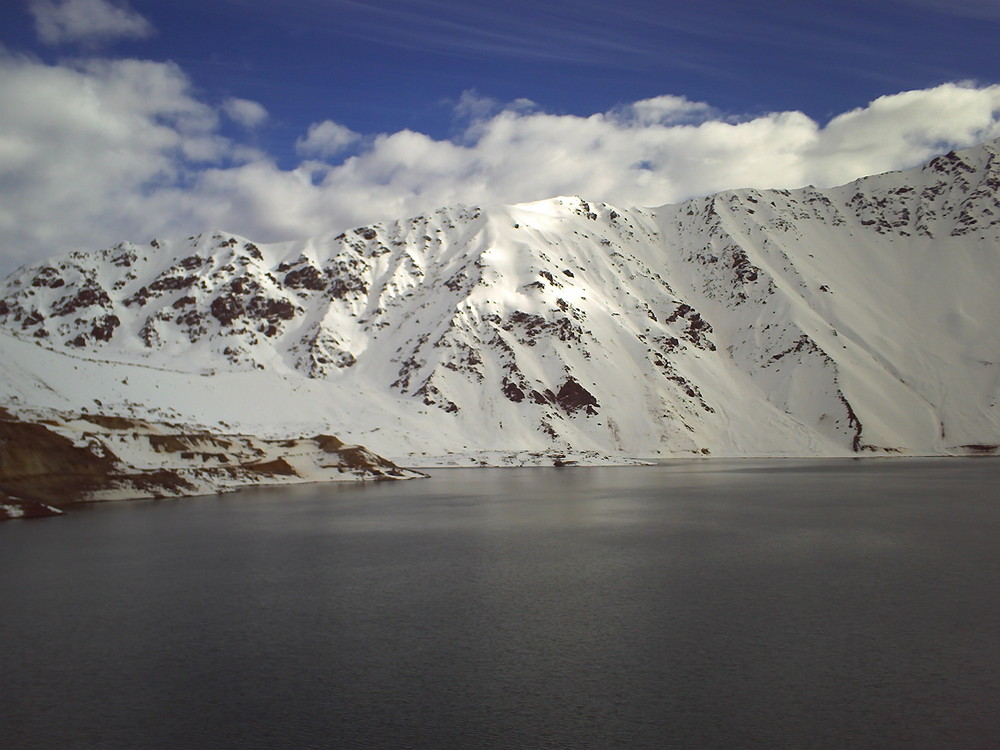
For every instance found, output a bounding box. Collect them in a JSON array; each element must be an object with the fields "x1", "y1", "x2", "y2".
[{"x1": 1, "y1": 0, "x2": 1000, "y2": 271}]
